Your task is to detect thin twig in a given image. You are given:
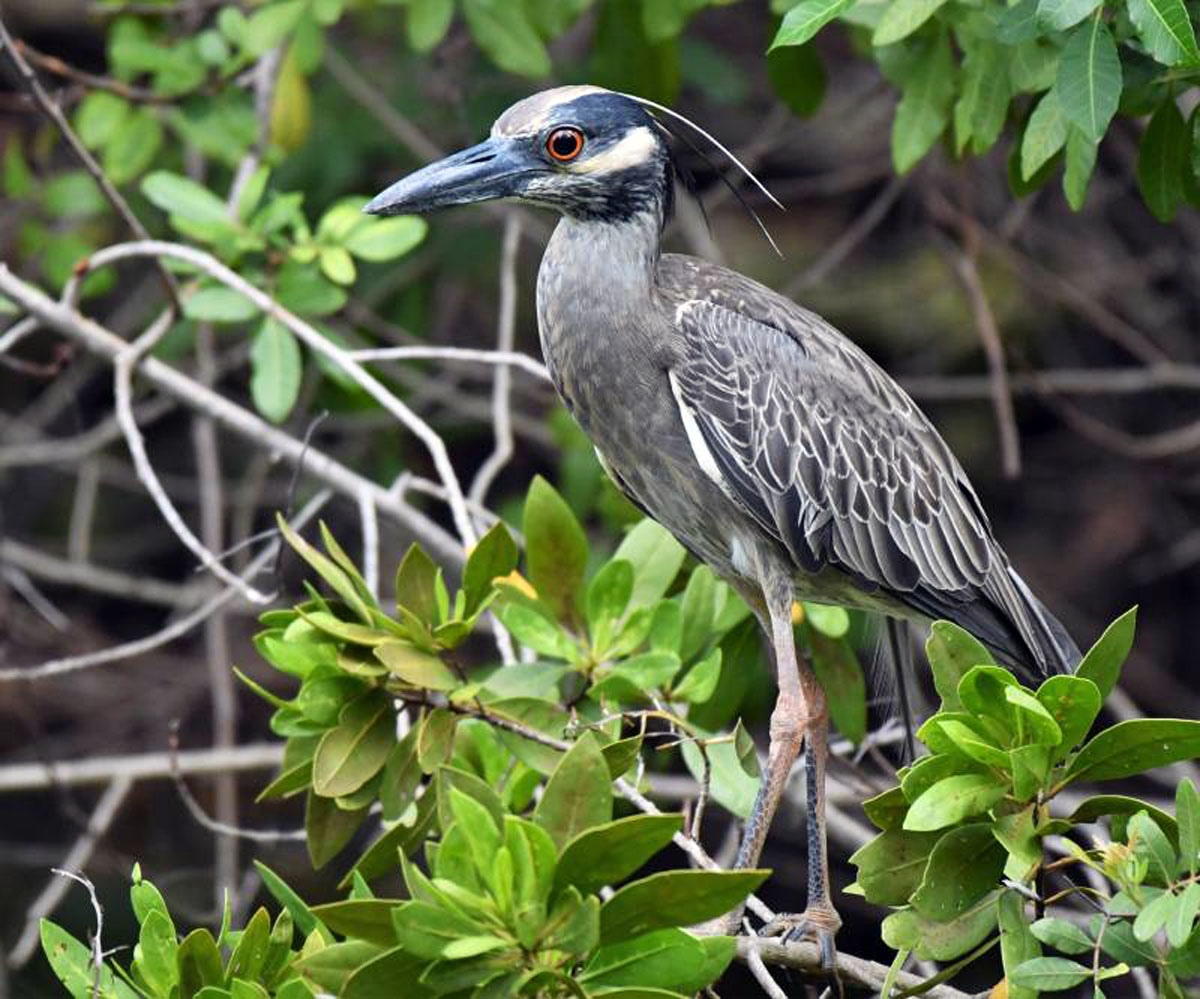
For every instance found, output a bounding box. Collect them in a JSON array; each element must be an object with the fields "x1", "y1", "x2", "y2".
[
  {"x1": 75, "y1": 240, "x2": 478, "y2": 548},
  {"x1": 0, "y1": 490, "x2": 329, "y2": 682},
  {"x1": 469, "y1": 214, "x2": 523, "y2": 507},
  {"x1": 167, "y1": 723, "x2": 306, "y2": 844},
  {"x1": 946, "y1": 237, "x2": 1021, "y2": 478},
  {"x1": 350, "y1": 345, "x2": 550, "y2": 380},
  {"x1": 0, "y1": 266, "x2": 463, "y2": 564},
  {"x1": 8, "y1": 777, "x2": 133, "y2": 967},
  {"x1": 743, "y1": 938, "x2": 790, "y2": 999}
]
